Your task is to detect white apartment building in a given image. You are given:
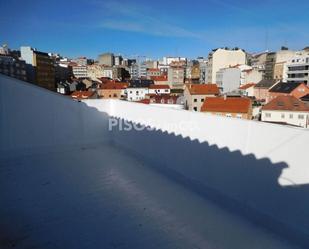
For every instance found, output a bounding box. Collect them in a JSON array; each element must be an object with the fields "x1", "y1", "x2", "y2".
[
  {"x1": 216, "y1": 67, "x2": 241, "y2": 93},
  {"x1": 103, "y1": 68, "x2": 113, "y2": 79},
  {"x1": 216, "y1": 65, "x2": 262, "y2": 93},
  {"x1": 126, "y1": 87, "x2": 149, "y2": 101},
  {"x1": 285, "y1": 52, "x2": 309, "y2": 85},
  {"x1": 72, "y1": 65, "x2": 88, "y2": 78},
  {"x1": 162, "y1": 56, "x2": 187, "y2": 65},
  {"x1": 207, "y1": 48, "x2": 246, "y2": 83}
]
